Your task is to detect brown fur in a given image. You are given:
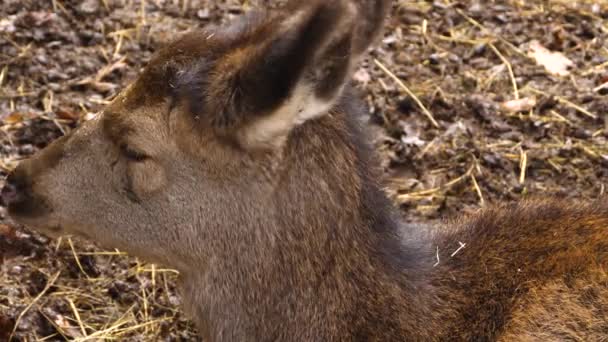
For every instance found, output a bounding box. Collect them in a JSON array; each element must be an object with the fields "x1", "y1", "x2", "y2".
[{"x1": 2, "y1": 1, "x2": 607, "y2": 341}]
